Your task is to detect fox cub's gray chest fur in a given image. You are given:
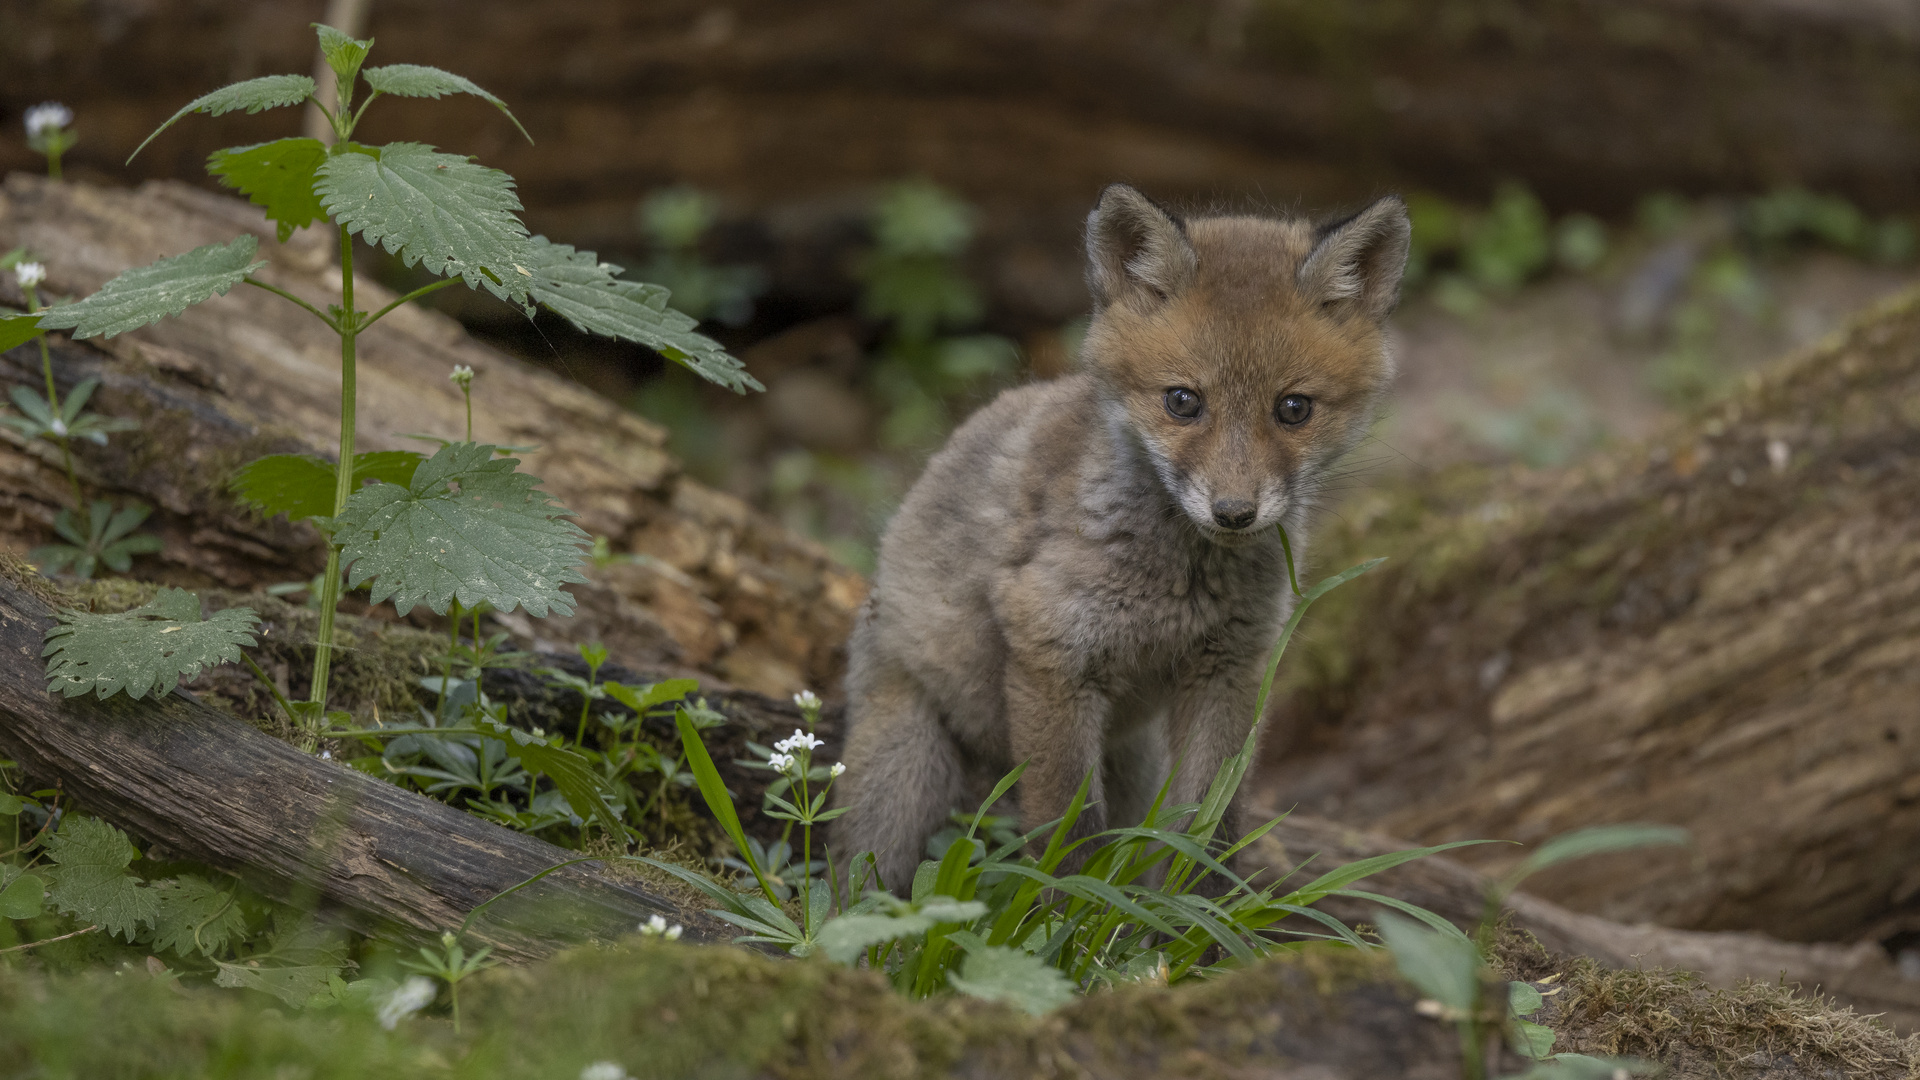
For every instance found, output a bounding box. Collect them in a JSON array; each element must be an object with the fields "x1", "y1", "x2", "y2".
[{"x1": 836, "y1": 184, "x2": 1410, "y2": 891}]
